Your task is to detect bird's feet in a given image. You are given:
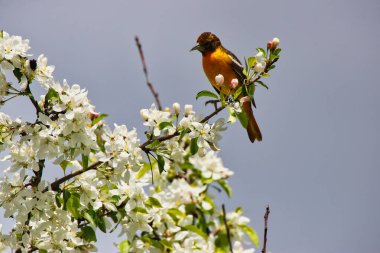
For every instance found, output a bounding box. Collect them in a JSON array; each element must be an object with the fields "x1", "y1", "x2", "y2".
[{"x1": 205, "y1": 99, "x2": 220, "y2": 110}]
